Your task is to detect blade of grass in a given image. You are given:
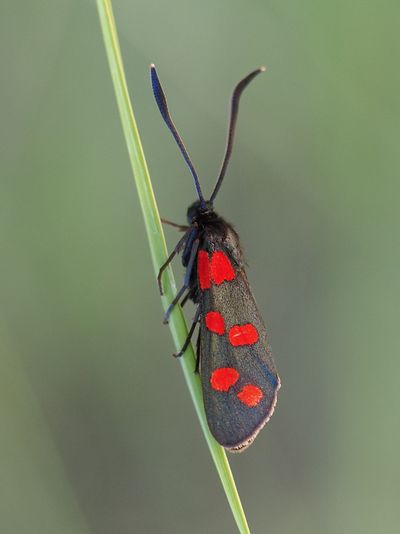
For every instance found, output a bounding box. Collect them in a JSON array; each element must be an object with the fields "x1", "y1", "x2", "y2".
[{"x1": 96, "y1": 1, "x2": 251, "y2": 533}]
